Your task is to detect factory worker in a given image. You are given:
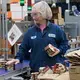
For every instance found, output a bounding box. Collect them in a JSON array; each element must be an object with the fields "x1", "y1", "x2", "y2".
[
  {"x1": 72, "y1": 5, "x2": 80, "y2": 16},
  {"x1": 6, "y1": 1, "x2": 70, "y2": 72}
]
